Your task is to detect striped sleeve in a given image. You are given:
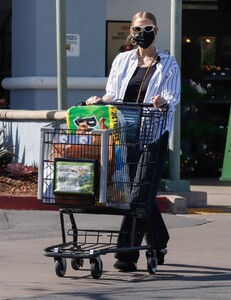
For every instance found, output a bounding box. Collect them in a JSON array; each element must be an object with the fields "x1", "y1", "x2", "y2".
[{"x1": 161, "y1": 57, "x2": 181, "y2": 111}]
